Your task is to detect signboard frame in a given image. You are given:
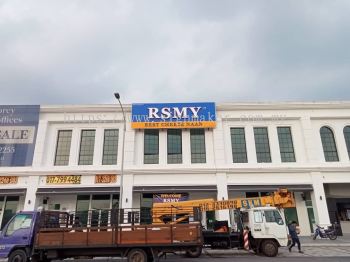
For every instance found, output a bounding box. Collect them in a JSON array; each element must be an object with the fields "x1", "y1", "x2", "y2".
[
  {"x1": 131, "y1": 102, "x2": 216, "y2": 129},
  {"x1": 0, "y1": 105, "x2": 40, "y2": 166}
]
